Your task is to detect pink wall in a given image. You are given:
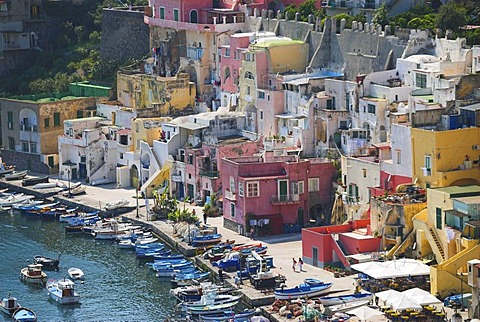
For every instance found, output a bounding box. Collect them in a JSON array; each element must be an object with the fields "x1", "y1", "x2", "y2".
[
  {"x1": 373, "y1": 171, "x2": 412, "y2": 196},
  {"x1": 220, "y1": 35, "x2": 251, "y2": 94}
]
